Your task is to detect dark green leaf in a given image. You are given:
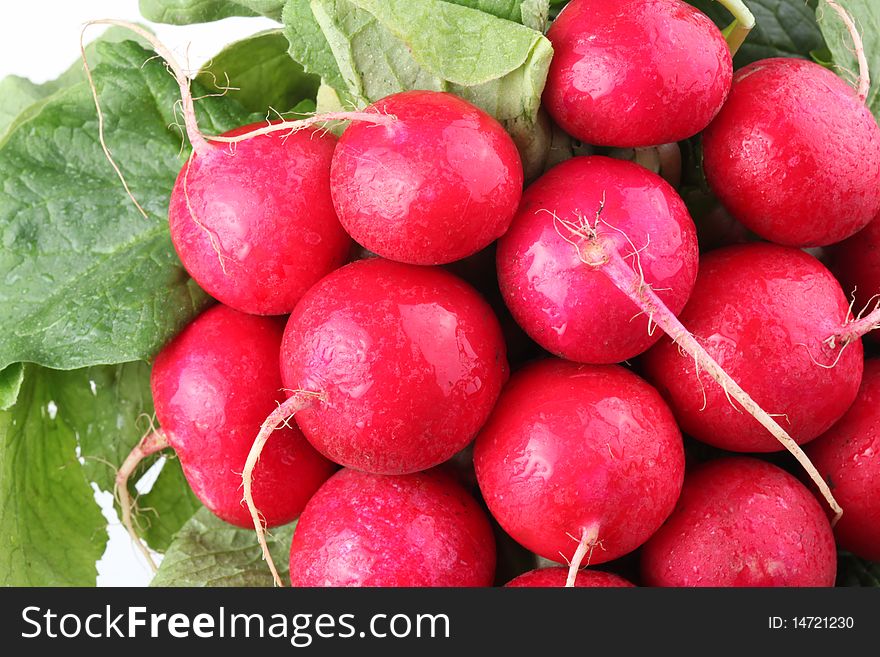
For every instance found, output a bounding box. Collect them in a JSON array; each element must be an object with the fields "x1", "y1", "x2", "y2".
[
  {"x1": 836, "y1": 551, "x2": 880, "y2": 586},
  {"x1": 196, "y1": 30, "x2": 320, "y2": 114},
  {"x1": 0, "y1": 40, "x2": 254, "y2": 371},
  {"x1": 0, "y1": 365, "x2": 107, "y2": 585},
  {"x1": 688, "y1": 0, "x2": 826, "y2": 68},
  {"x1": 139, "y1": 0, "x2": 286, "y2": 23},
  {"x1": 151, "y1": 508, "x2": 294, "y2": 586},
  {"x1": 817, "y1": 0, "x2": 880, "y2": 117}
]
